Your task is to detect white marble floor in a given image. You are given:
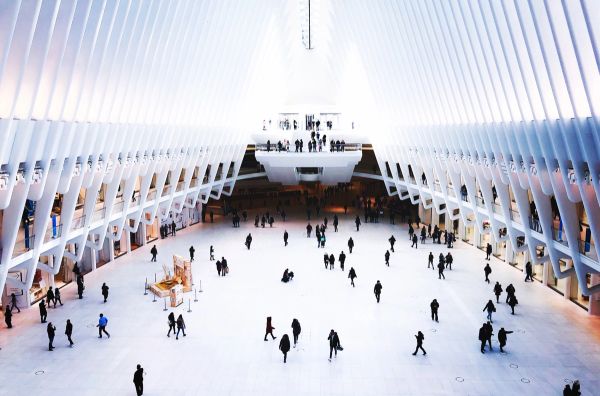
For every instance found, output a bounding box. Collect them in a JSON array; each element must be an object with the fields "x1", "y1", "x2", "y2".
[{"x1": 1, "y1": 208, "x2": 599, "y2": 396}]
